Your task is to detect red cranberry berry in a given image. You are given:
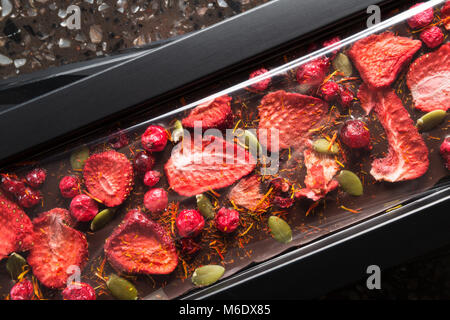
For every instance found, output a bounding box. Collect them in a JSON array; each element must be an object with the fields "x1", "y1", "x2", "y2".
[
  {"x1": 143, "y1": 170, "x2": 161, "y2": 187},
  {"x1": 1, "y1": 175, "x2": 26, "y2": 196},
  {"x1": 339, "y1": 86, "x2": 355, "y2": 108},
  {"x1": 442, "y1": 1, "x2": 450, "y2": 16},
  {"x1": 70, "y1": 194, "x2": 98, "y2": 222},
  {"x1": 133, "y1": 151, "x2": 155, "y2": 175},
  {"x1": 249, "y1": 68, "x2": 271, "y2": 91},
  {"x1": 25, "y1": 168, "x2": 46, "y2": 188},
  {"x1": 62, "y1": 283, "x2": 96, "y2": 300},
  {"x1": 10, "y1": 279, "x2": 34, "y2": 300},
  {"x1": 180, "y1": 237, "x2": 201, "y2": 255},
  {"x1": 296, "y1": 57, "x2": 330, "y2": 91},
  {"x1": 323, "y1": 36, "x2": 341, "y2": 57},
  {"x1": 273, "y1": 196, "x2": 294, "y2": 209},
  {"x1": 215, "y1": 207, "x2": 240, "y2": 234},
  {"x1": 18, "y1": 188, "x2": 42, "y2": 208},
  {"x1": 141, "y1": 125, "x2": 168, "y2": 152},
  {"x1": 109, "y1": 130, "x2": 129, "y2": 149},
  {"x1": 407, "y1": 3, "x2": 434, "y2": 29},
  {"x1": 59, "y1": 176, "x2": 79, "y2": 198},
  {"x1": 440, "y1": 137, "x2": 450, "y2": 170},
  {"x1": 144, "y1": 188, "x2": 168, "y2": 213},
  {"x1": 319, "y1": 81, "x2": 340, "y2": 102},
  {"x1": 420, "y1": 26, "x2": 444, "y2": 48},
  {"x1": 176, "y1": 209, "x2": 205, "y2": 238},
  {"x1": 340, "y1": 120, "x2": 371, "y2": 149}
]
